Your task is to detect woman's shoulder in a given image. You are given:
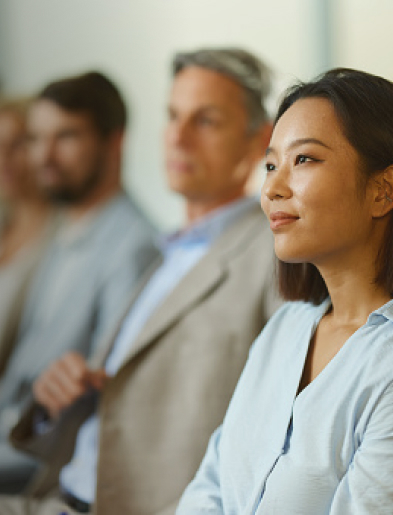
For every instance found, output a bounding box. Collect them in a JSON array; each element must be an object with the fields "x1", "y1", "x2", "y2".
[{"x1": 248, "y1": 300, "x2": 329, "y2": 361}]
